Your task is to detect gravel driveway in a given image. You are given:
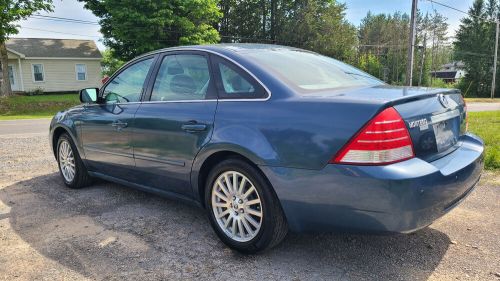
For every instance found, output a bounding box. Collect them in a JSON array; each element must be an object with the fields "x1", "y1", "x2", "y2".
[{"x1": 0, "y1": 134, "x2": 498, "y2": 281}]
